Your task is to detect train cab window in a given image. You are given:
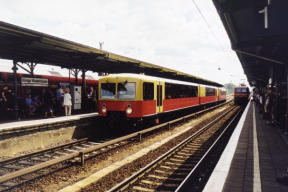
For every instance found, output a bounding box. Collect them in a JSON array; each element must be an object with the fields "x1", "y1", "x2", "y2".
[
  {"x1": 117, "y1": 82, "x2": 136, "y2": 100},
  {"x1": 101, "y1": 83, "x2": 116, "y2": 99},
  {"x1": 235, "y1": 88, "x2": 248, "y2": 93},
  {"x1": 206, "y1": 87, "x2": 216, "y2": 96},
  {"x1": 143, "y1": 82, "x2": 154, "y2": 100}
]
